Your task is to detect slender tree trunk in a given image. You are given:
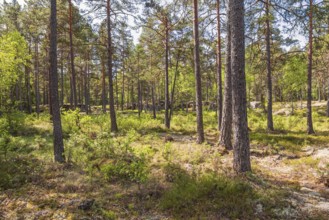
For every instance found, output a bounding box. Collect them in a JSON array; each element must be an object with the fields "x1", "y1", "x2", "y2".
[
  {"x1": 121, "y1": 58, "x2": 125, "y2": 111},
  {"x1": 107, "y1": 0, "x2": 118, "y2": 132},
  {"x1": 101, "y1": 57, "x2": 106, "y2": 113},
  {"x1": 265, "y1": 0, "x2": 274, "y2": 131},
  {"x1": 138, "y1": 54, "x2": 142, "y2": 117},
  {"x1": 68, "y1": 0, "x2": 77, "y2": 108},
  {"x1": 26, "y1": 41, "x2": 32, "y2": 114},
  {"x1": 216, "y1": 0, "x2": 223, "y2": 130},
  {"x1": 60, "y1": 48, "x2": 64, "y2": 106},
  {"x1": 169, "y1": 52, "x2": 180, "y2": 121},
  {"x1": 219, "y1": 1, "x2": 232, "y2": 150},
  {"x1": 307, "y1": 0, "x2": 315, "y2": 134},
  {"x1": 50, "y1": 0, "x2": 65, "y2": 163},
  {"x1": 231, "y1": 0, "x2": 251, "y2": 173},
  {"x1": 164, "y1": 17, "x2": 170, "y2": 129},
  {"x1": 193, "y1": 0, "x2": 205, "y2": 144},
  {"x1": 34, "y1": 38, "x2": 40, "y2": 116},
  {"x1": 152, "y1": 82, "x2": 156, "y2": 119}
]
